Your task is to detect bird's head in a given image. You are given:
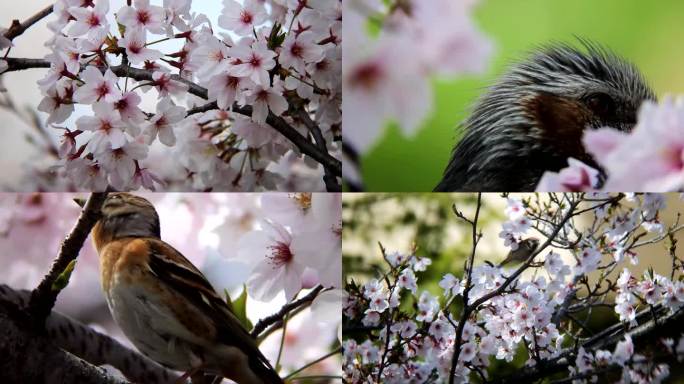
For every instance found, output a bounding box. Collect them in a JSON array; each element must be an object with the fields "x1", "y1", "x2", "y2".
[
  {"x1": 89, "y1": 193, "x2": 161, "y2": 250},
  {"x1": 521, "y1": 237, "x2": 540, "y2": 251},
  {"x1": 511, "y1": 40, "x2": 655, "y2": 157},
  {"x1": 437, "y1": 40, "x2": 655, "y2": 191},
  {"x1": 100, "y1": 193, "x2": 157, "y2": 219}
]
